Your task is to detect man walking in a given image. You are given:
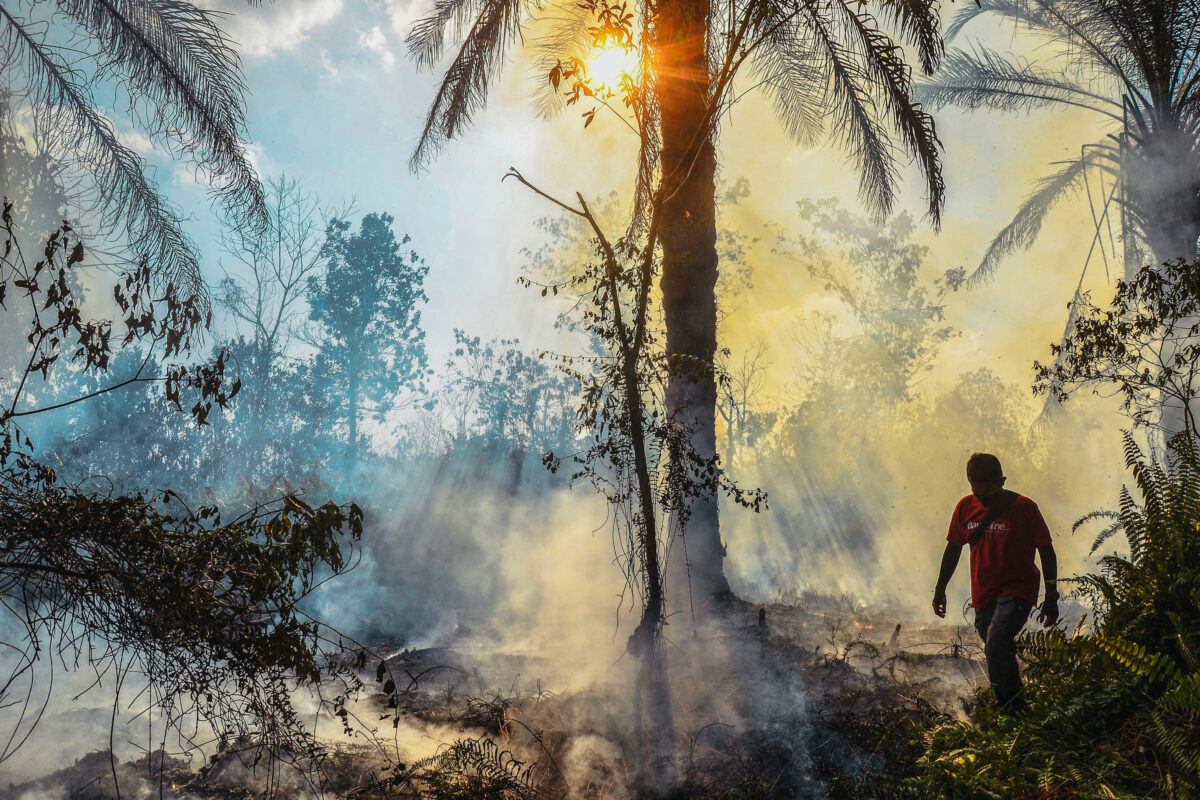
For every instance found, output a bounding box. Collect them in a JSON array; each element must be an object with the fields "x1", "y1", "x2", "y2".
[{"x1": 932, "y1": 453, "x2": 1059, "y2": 712}]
